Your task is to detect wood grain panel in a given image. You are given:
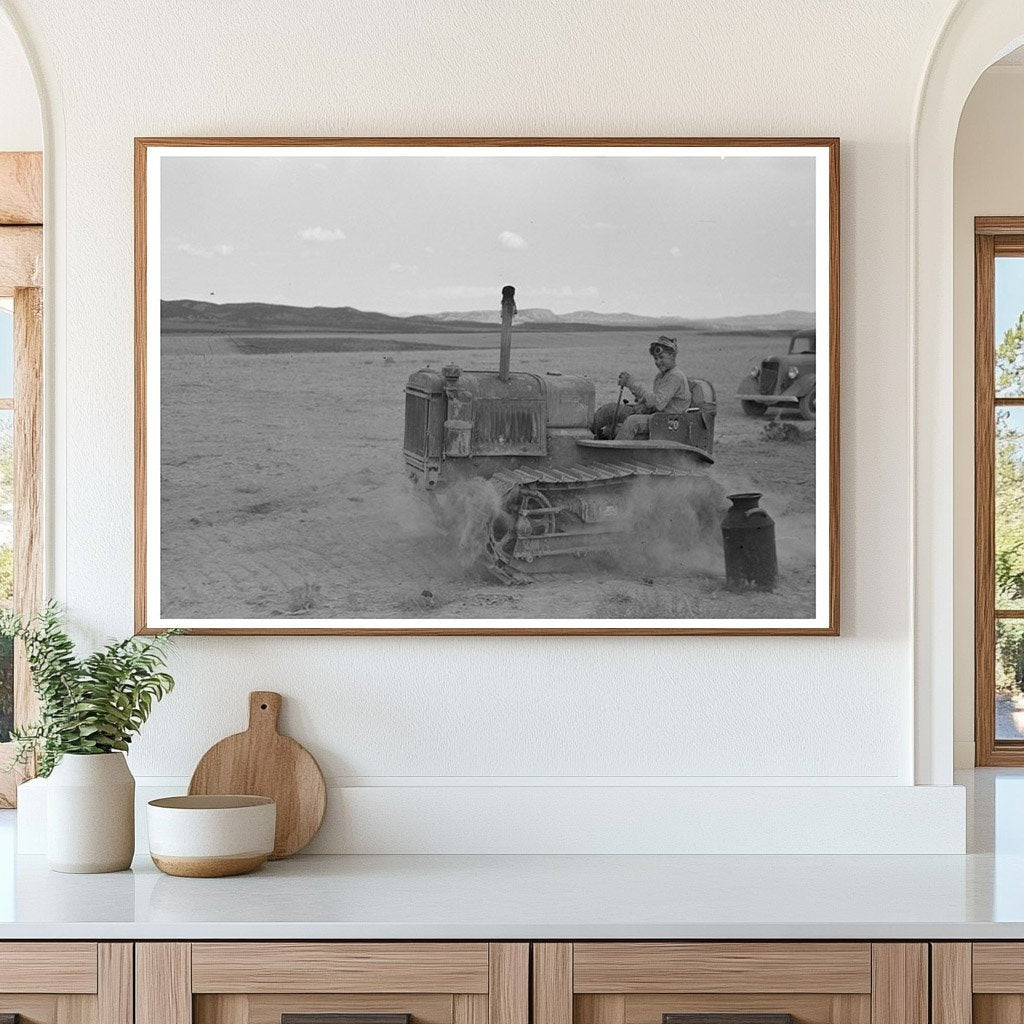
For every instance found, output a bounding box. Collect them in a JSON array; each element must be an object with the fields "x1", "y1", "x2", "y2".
[
  {"x1": 136, "y1": 943, "x2": 192, "y2": 1024},
  {"x1": 98, "y1": 945, "x2": 132, "y2": 1024},
  {"x1": 977, "y1": 218, "x2": 1024, "y2": 236},
  {"x1": 488, "y1": 944, "x2": 528, "y2": 1024},
  {"x1": 0, "y1": 746, "x2": 31, "y2": 808},
  {"x1": 993, "y1": 238, "x2": 1024, "y2": 256},
  {"x1": 0, "y1": 152, "x2": 42, "y2": 225},
  {"x1": 831, "y1": 994, "x2": 873, "y2": 1024},
  {"x1": 453, "y1": 995, "x2": 487, "y2": 1024},
  {"x1": 974, "y1": 995, "x2": 1024, "y2": 1024},
  {"x1": 623, "y1": 993, "x2": 869, "y2": 1024},
  {"x1": 195, "y1": 996, "x2": 248, "y2": 1024},
  {"x1": 133, "y1": 136, "x2": 148, "y2": 633},
  {"x1": 976, "y1": 229, "x2": 998, "y2": 766},
  {"x1": 0, "y1": 944, "x2": 97, "y2": 993},
  {"x1": 14, "y1": 285, "x2": 43, "y2": 731},
  {"x1": 576, "y1": 996, "x2": 625, "y2": 1024},
  {"x1": 534, "y1": 944, "x2": 572, "y2": 1024},
  {"x1": 56, "y1": 993, "x2": 95, "y2": 1024},
  {"x1": 0, "y1": 226, "x2": 41, "y2": 295},
  {"x1": 192, "y1": 944, "x2": 489, "y2": 994},
  {"x1": 870, "y1": 945, "x2": 927, "y2": 1024},
  {"x1": 826, "y1": 130, "x2": 841, "y2": 636},
  {"x1": 972, "y1": 944, "x2": 1024, "y2": 992},
  {"x1": 0, "y1": 995, "x2": 59, "y2": 1024},
  {"x1": 931, "y1": 945, "x2": 971, "y2": 1024},
  {"x1": 241, "y1": 994, "x2": 453, "y2": 1024},
  {"x1": 573, "y1": 944, "x2": 871, "y2": 994}
]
